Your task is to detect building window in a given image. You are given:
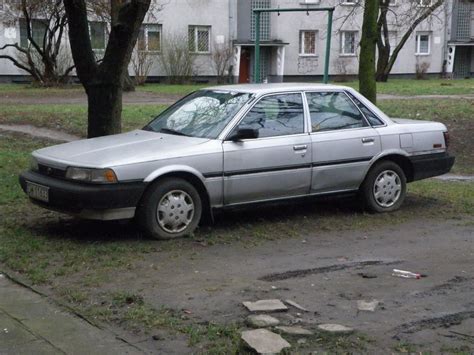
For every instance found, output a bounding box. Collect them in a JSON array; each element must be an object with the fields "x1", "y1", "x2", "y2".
[
  {"x1": 138, "y1": 24, "x2": 162, "y2": 51},
  {"x1": 251, "y1": 0, "x2": 271, "y2": 41},
  {"x1": 415, "y1": 33, "x2": 431, "y2": 55},
  {"x1": 340, "y1": 31, "x2": 357, "y2": 55},
  {"x1": 19, "y1": 19, "x2": 47, "y2": 48},
  {"x1": 388, "y1": 0, "x2": 397, "y2": 5},
  {"x1": 89, "y1": 21, "x2": 106, "y2": 50},
  {"x1": 300, "y1": 30, "x2": 317, "y2": 56},
  {"x1": 188, "y1": 26, "x2": 210, "y2": 53},
  {"x1": 381, "y1": 31, "x2": 398, "y2": 54}
]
